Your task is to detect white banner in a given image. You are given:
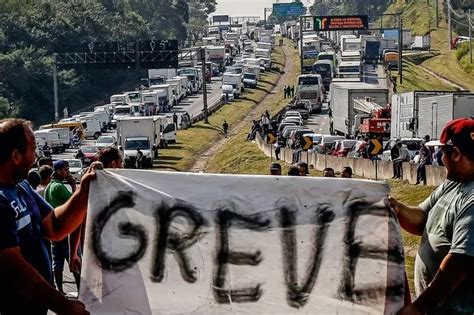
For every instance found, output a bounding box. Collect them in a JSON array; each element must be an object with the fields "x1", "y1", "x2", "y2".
[{"x1": 80, "y1": 170, "x2": 405, "y2": 314}]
